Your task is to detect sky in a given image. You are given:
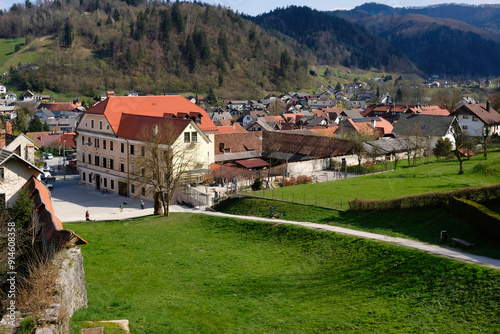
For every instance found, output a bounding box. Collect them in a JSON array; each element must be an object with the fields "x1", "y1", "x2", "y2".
[
  {"x1": 194, "y1": 0, "x2": 500, "y2": 16},
  {"x1": 0, "y1": 0, "x2": 498, "y2": 15}
]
